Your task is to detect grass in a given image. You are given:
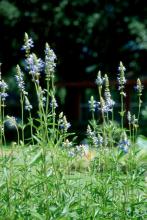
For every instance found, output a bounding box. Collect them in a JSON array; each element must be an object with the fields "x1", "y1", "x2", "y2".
[{"x1": 0, "y1": 144, "x2": 146, "y2": 219}]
